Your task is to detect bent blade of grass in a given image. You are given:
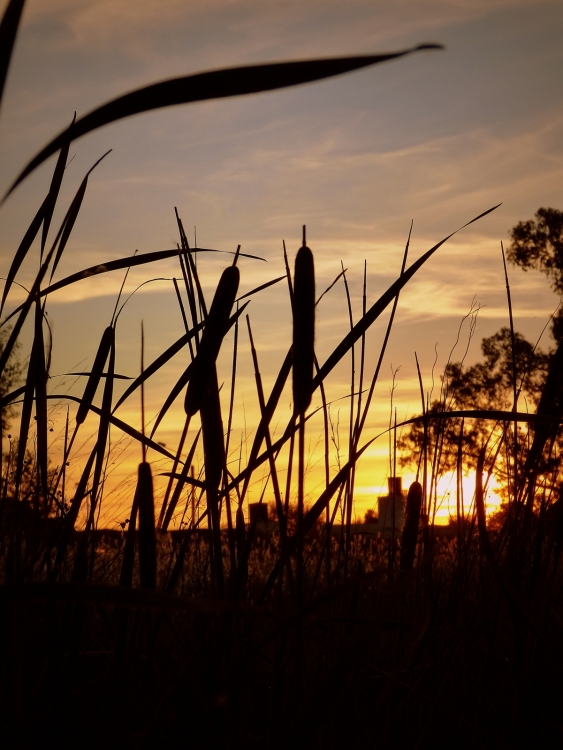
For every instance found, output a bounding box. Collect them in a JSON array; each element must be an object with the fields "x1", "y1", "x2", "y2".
[
  {"x1": 160, "y1": 429, "x2": 201, "y2": 531},
  {"x1": 113, "y1": 321, "x2": 205, "y2": 412},
  {"x1": 1, "y1": 195, "x2": 46, "y2": 316},
  {"x1": 75, "y1": 325, "x2": 113, "y2": 426},
  {"x1": 0, "y1": 384, "x2": 25, "y2": 408},
  {"x1": 86, "y1": 328, "x2": 115, "y2": 523},
  {"x1": 236, "y1": 275, "x2": 286, "y2": 302},
  {"x1": 42, "y1": 114, "x2": 76, "y2": 259},
  {"x1": 5, "y1": 45, "x2": 443, "y2": 198},
  {"x1": 48, "y1": 174, "x2": 89, "y2": 281},
  {"x1": 42, "y1": 394, "x2": 177, "y2": 461},
  {"x1": 312, "y1": 205, "x2": 501, "y2": 390},
  {"x1": 2, "y1": 248, "x2": 260, "y2": 327},
  {"x1": 0, "y1": 154, "x2": 113, "y2": 377}
]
